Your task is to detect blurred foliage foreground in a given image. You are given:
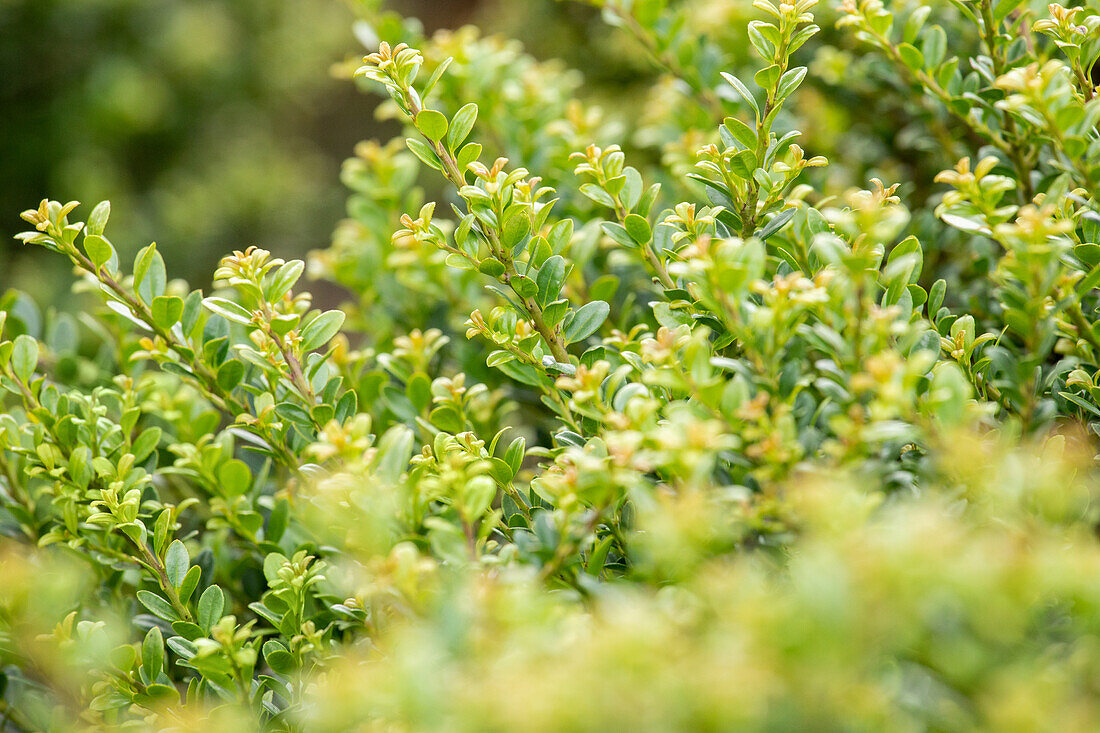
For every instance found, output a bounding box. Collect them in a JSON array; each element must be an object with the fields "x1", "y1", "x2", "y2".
[{"x1": 7, "y1": 0, "x2": 1100, "y2": 730}]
